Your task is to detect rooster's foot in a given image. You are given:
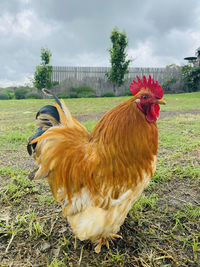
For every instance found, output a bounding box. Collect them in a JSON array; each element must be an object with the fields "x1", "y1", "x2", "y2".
[{"x1": 94, "y1": 234, "x2": 122, "y2": 253}]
